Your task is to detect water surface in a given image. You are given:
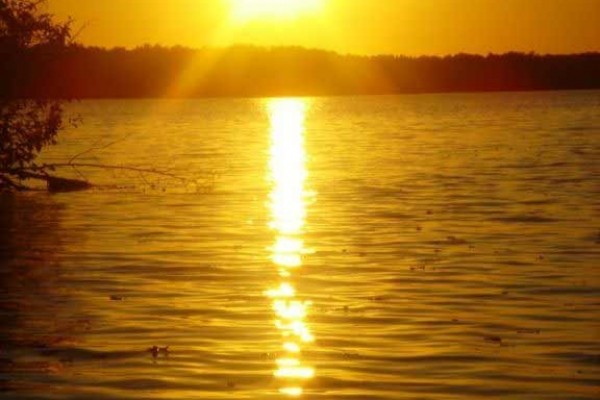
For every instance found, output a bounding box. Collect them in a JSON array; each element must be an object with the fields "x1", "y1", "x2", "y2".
[{"x1": 1, "y1": 91, "x2": 599, "y2": 399}]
